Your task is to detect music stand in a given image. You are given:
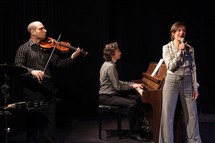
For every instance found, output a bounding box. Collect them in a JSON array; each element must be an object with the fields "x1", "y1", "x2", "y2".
[{"x1": 0, "y1": 64, "x2": 27, "y2": 143}]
